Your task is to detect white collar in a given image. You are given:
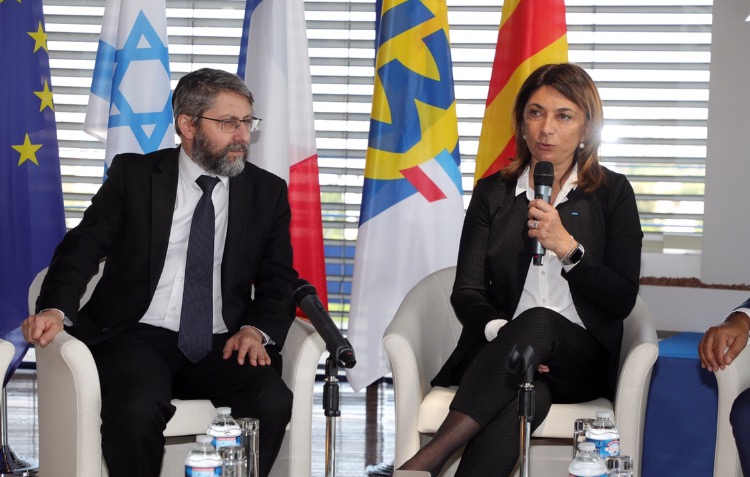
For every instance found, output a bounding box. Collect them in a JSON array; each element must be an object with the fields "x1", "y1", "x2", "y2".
[{"x1": 516, "y1": 162, "x2": 579, "y2": 207}]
